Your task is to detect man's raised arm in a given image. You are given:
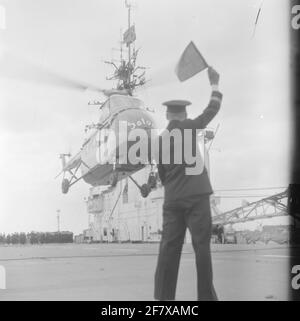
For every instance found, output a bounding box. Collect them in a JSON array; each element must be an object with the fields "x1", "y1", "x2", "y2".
[{"x1": 191, "y1": 66, "x2": 223, "y2": 129}]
